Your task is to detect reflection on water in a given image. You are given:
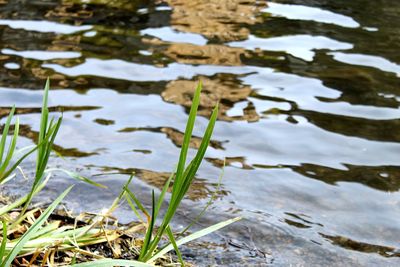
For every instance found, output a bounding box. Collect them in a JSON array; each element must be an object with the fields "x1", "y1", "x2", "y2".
[
  {"x1": 1, "y1": 0, "x2": 400, "y2": 265},
  {"x1": 165, "y1": 0, "x2": 266, "y2": 42},
  {"x1": 163, "y1": 76, "x2": 259, "y2": 122},
  {"x1": 291, "y1": 164, "x2": 400, "y2": 192},
  {"x1": 320, "y1": 233, "x2": 400, "y2": 258}
]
